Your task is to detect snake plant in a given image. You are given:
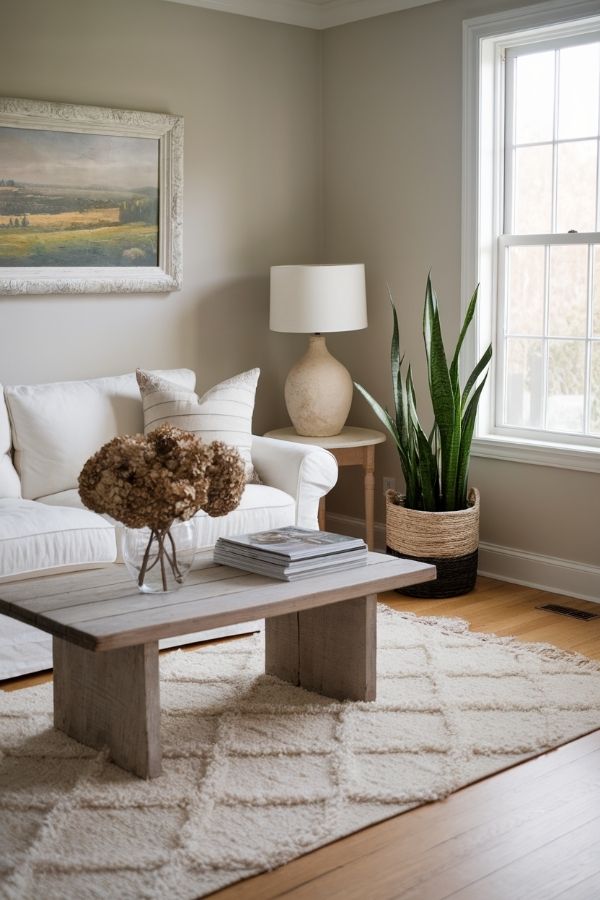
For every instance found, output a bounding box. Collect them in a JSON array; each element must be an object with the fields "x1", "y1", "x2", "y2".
[{"x1": 355, "y1": 274, "x2": 492, "y2": 512}]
